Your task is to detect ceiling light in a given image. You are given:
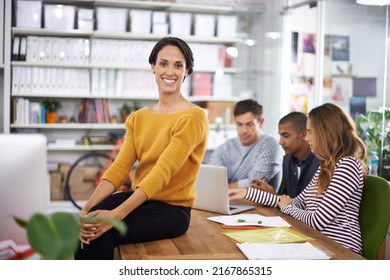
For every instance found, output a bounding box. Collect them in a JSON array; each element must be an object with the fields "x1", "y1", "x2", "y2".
[
  {"x1": 265, "y1": 32, "x2": 281, "y2": 40},
  {"x1": 356, "y1": 0, "x2": 390, "y2": 6},
  {"x1": 246, "y1": 39, "x2": 255, "y2": 46},
  {"x1": 226, "y1": 47, "x2": 238, "y2": 58}
]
